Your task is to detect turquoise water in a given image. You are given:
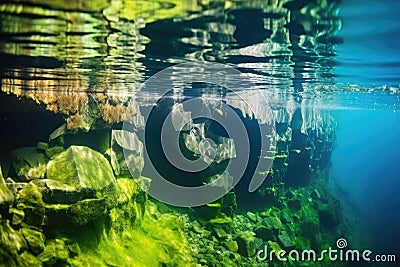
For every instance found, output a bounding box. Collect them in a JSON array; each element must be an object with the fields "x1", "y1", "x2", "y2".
[{"x1": 0, "y1": 0, "x2": 399, "y2": 266}]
